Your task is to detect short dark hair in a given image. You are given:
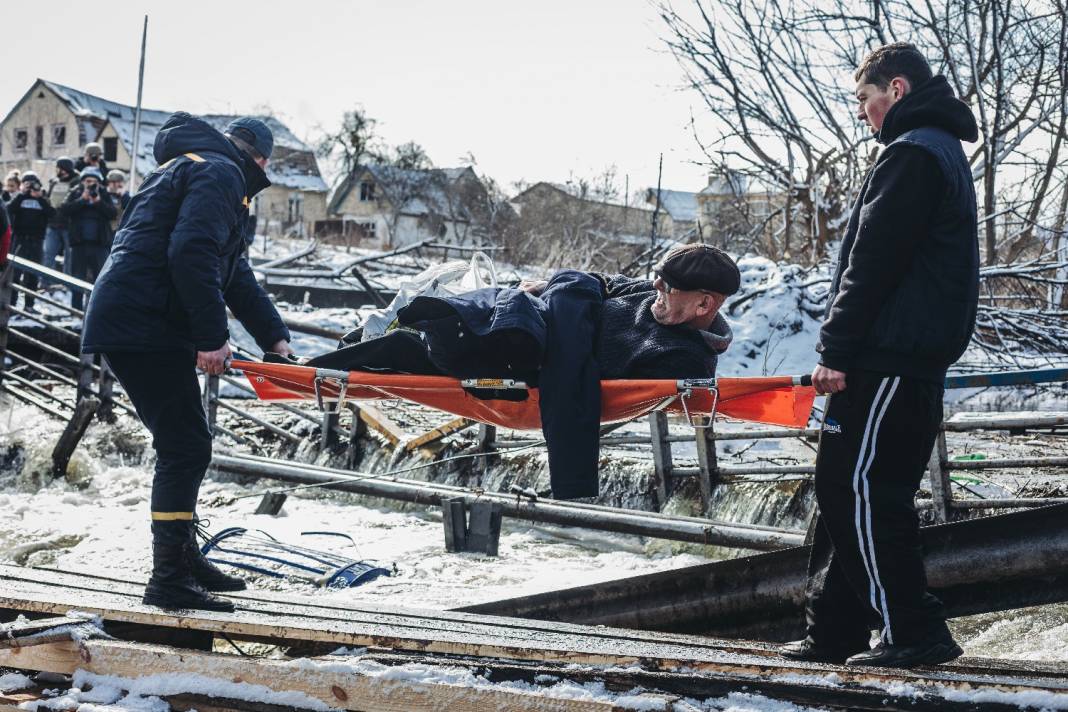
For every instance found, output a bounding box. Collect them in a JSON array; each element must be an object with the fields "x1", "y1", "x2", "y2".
[{"x1": 855, "y1": 42, "x2": 932, "y2": 90}]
